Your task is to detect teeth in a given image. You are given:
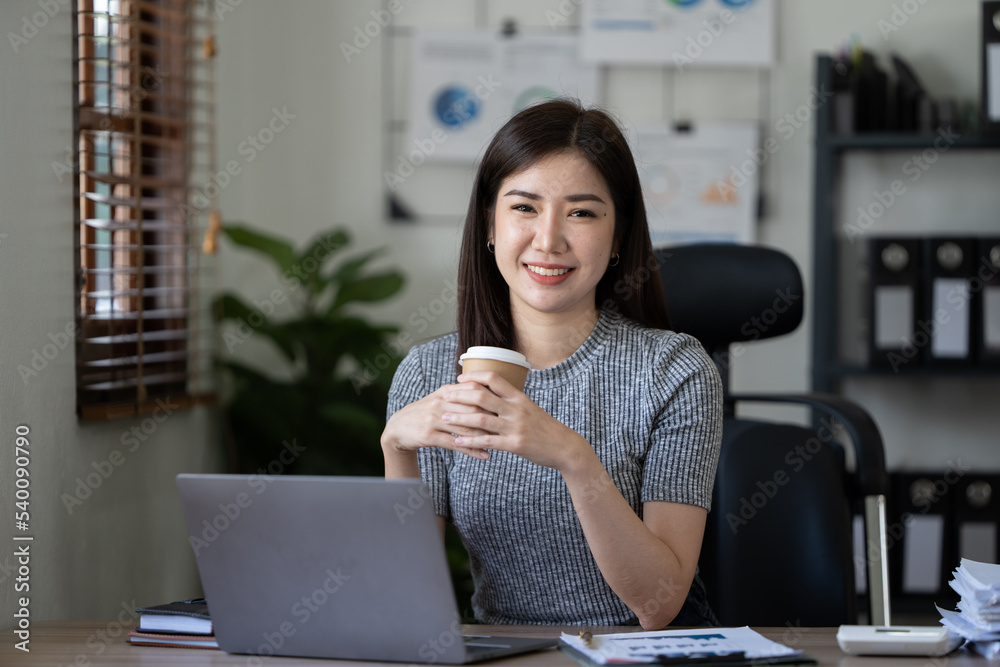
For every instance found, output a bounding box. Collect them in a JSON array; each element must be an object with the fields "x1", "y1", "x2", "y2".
[{"x1": 527, "y1": 265, "x2": 570, "y2": 277}]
